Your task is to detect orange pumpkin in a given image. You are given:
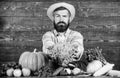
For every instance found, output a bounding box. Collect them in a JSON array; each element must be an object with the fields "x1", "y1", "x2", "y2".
[{"x1": 19, "y1": 49, "x2": 48, "y2": 71}]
